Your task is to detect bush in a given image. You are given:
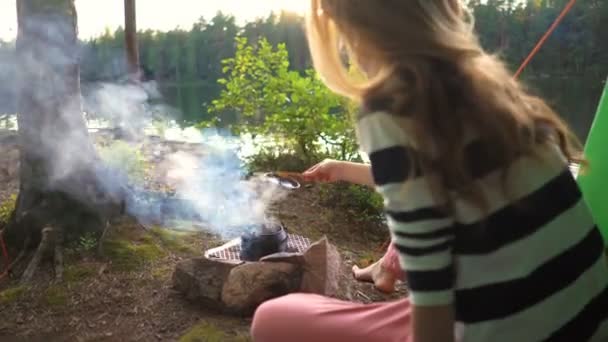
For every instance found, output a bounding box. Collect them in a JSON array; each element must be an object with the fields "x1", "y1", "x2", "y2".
[
  {"x1": 205, "y1": 37, "x2": 360, "y2": 164},
  {"x1": 244, "y1": 149, "x2": 322, "y2": 173}
]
